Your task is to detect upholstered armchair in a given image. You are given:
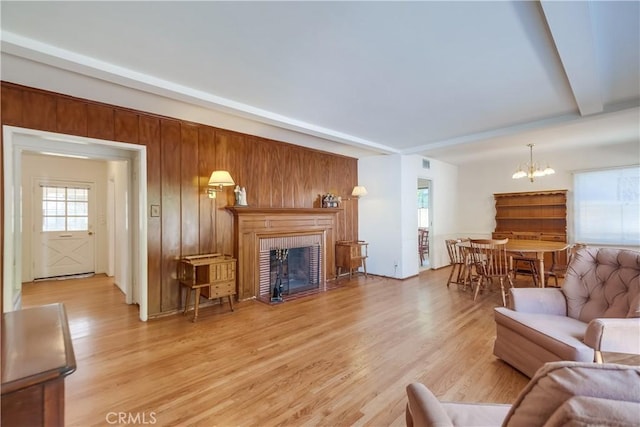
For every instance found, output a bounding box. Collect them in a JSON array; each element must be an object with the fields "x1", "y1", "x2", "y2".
[
  {"x1": 494, "y1": 247, "x2": 640, "y2": 377},
  {"x1": 405, "y1": 361, "x2": 640, "y2": 427}
]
